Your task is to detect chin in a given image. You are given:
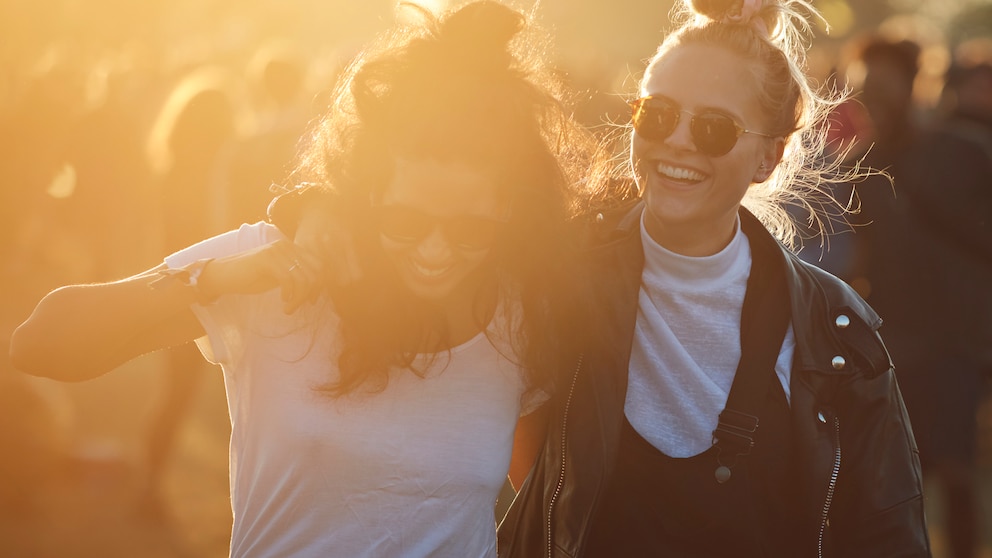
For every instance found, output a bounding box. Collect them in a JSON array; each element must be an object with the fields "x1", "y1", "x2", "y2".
[
  {"x1": 394, "y1": 257, "x2": 494, "y2": 305},
  {"x1": 406, "y1": 285, "x2": 454, "y2": 301}
]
